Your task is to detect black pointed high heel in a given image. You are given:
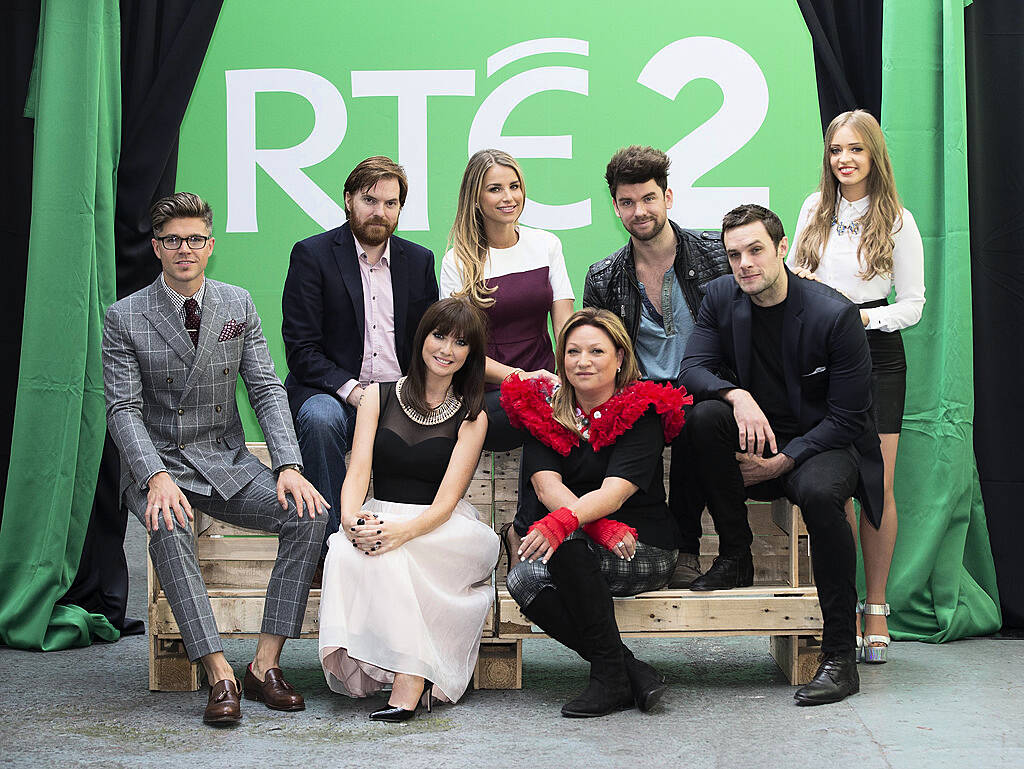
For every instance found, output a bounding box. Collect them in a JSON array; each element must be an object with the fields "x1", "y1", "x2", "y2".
[
  {"x1": 498, "y1": 522, "x2": 521, "y2": 573},
  {"x1": 369, "y1": 680, "x2": 434, "y2": 723}
]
